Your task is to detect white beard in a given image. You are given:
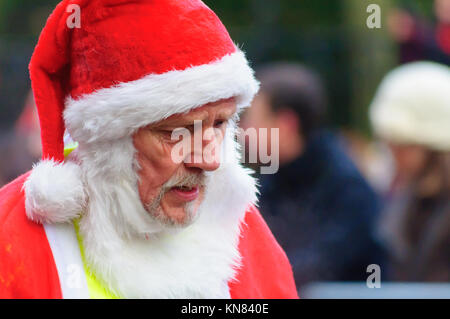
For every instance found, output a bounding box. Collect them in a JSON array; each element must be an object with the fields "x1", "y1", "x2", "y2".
[{"x1": 74, "y1": 128, "x2": 257, "y2": 298}]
